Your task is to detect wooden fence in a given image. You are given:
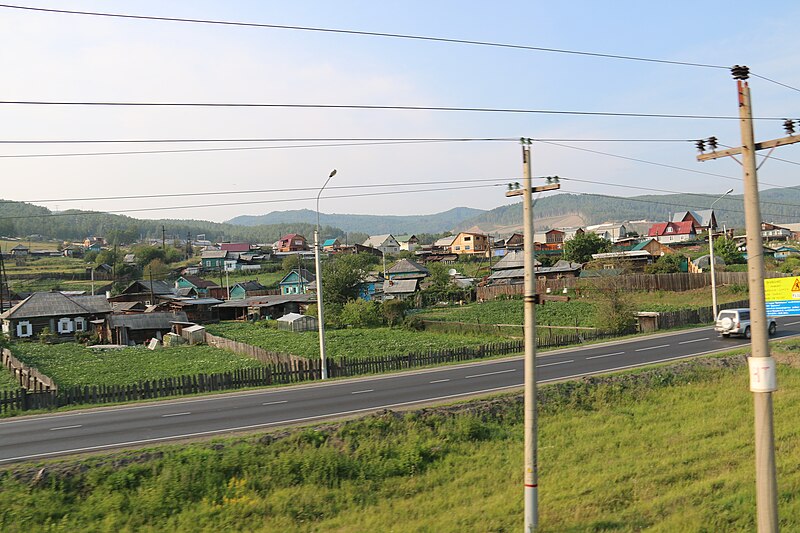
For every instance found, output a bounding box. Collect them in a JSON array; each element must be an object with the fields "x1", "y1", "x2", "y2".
[
  {"x1": 477, "y1": 271, "x2": 788, "y2": 300},
  {"x1": 204, "y1": 332, "x2": 307, "y2": 366},
  {"x1": 1, "y1": 348, "x2": 57, "y2": 391},
  {"x1": 0, "y1": 341, "x2": 527, "y2": 413},
  {"x1": 651, "y1": 299, "x2": 750, "y2": 330}
]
